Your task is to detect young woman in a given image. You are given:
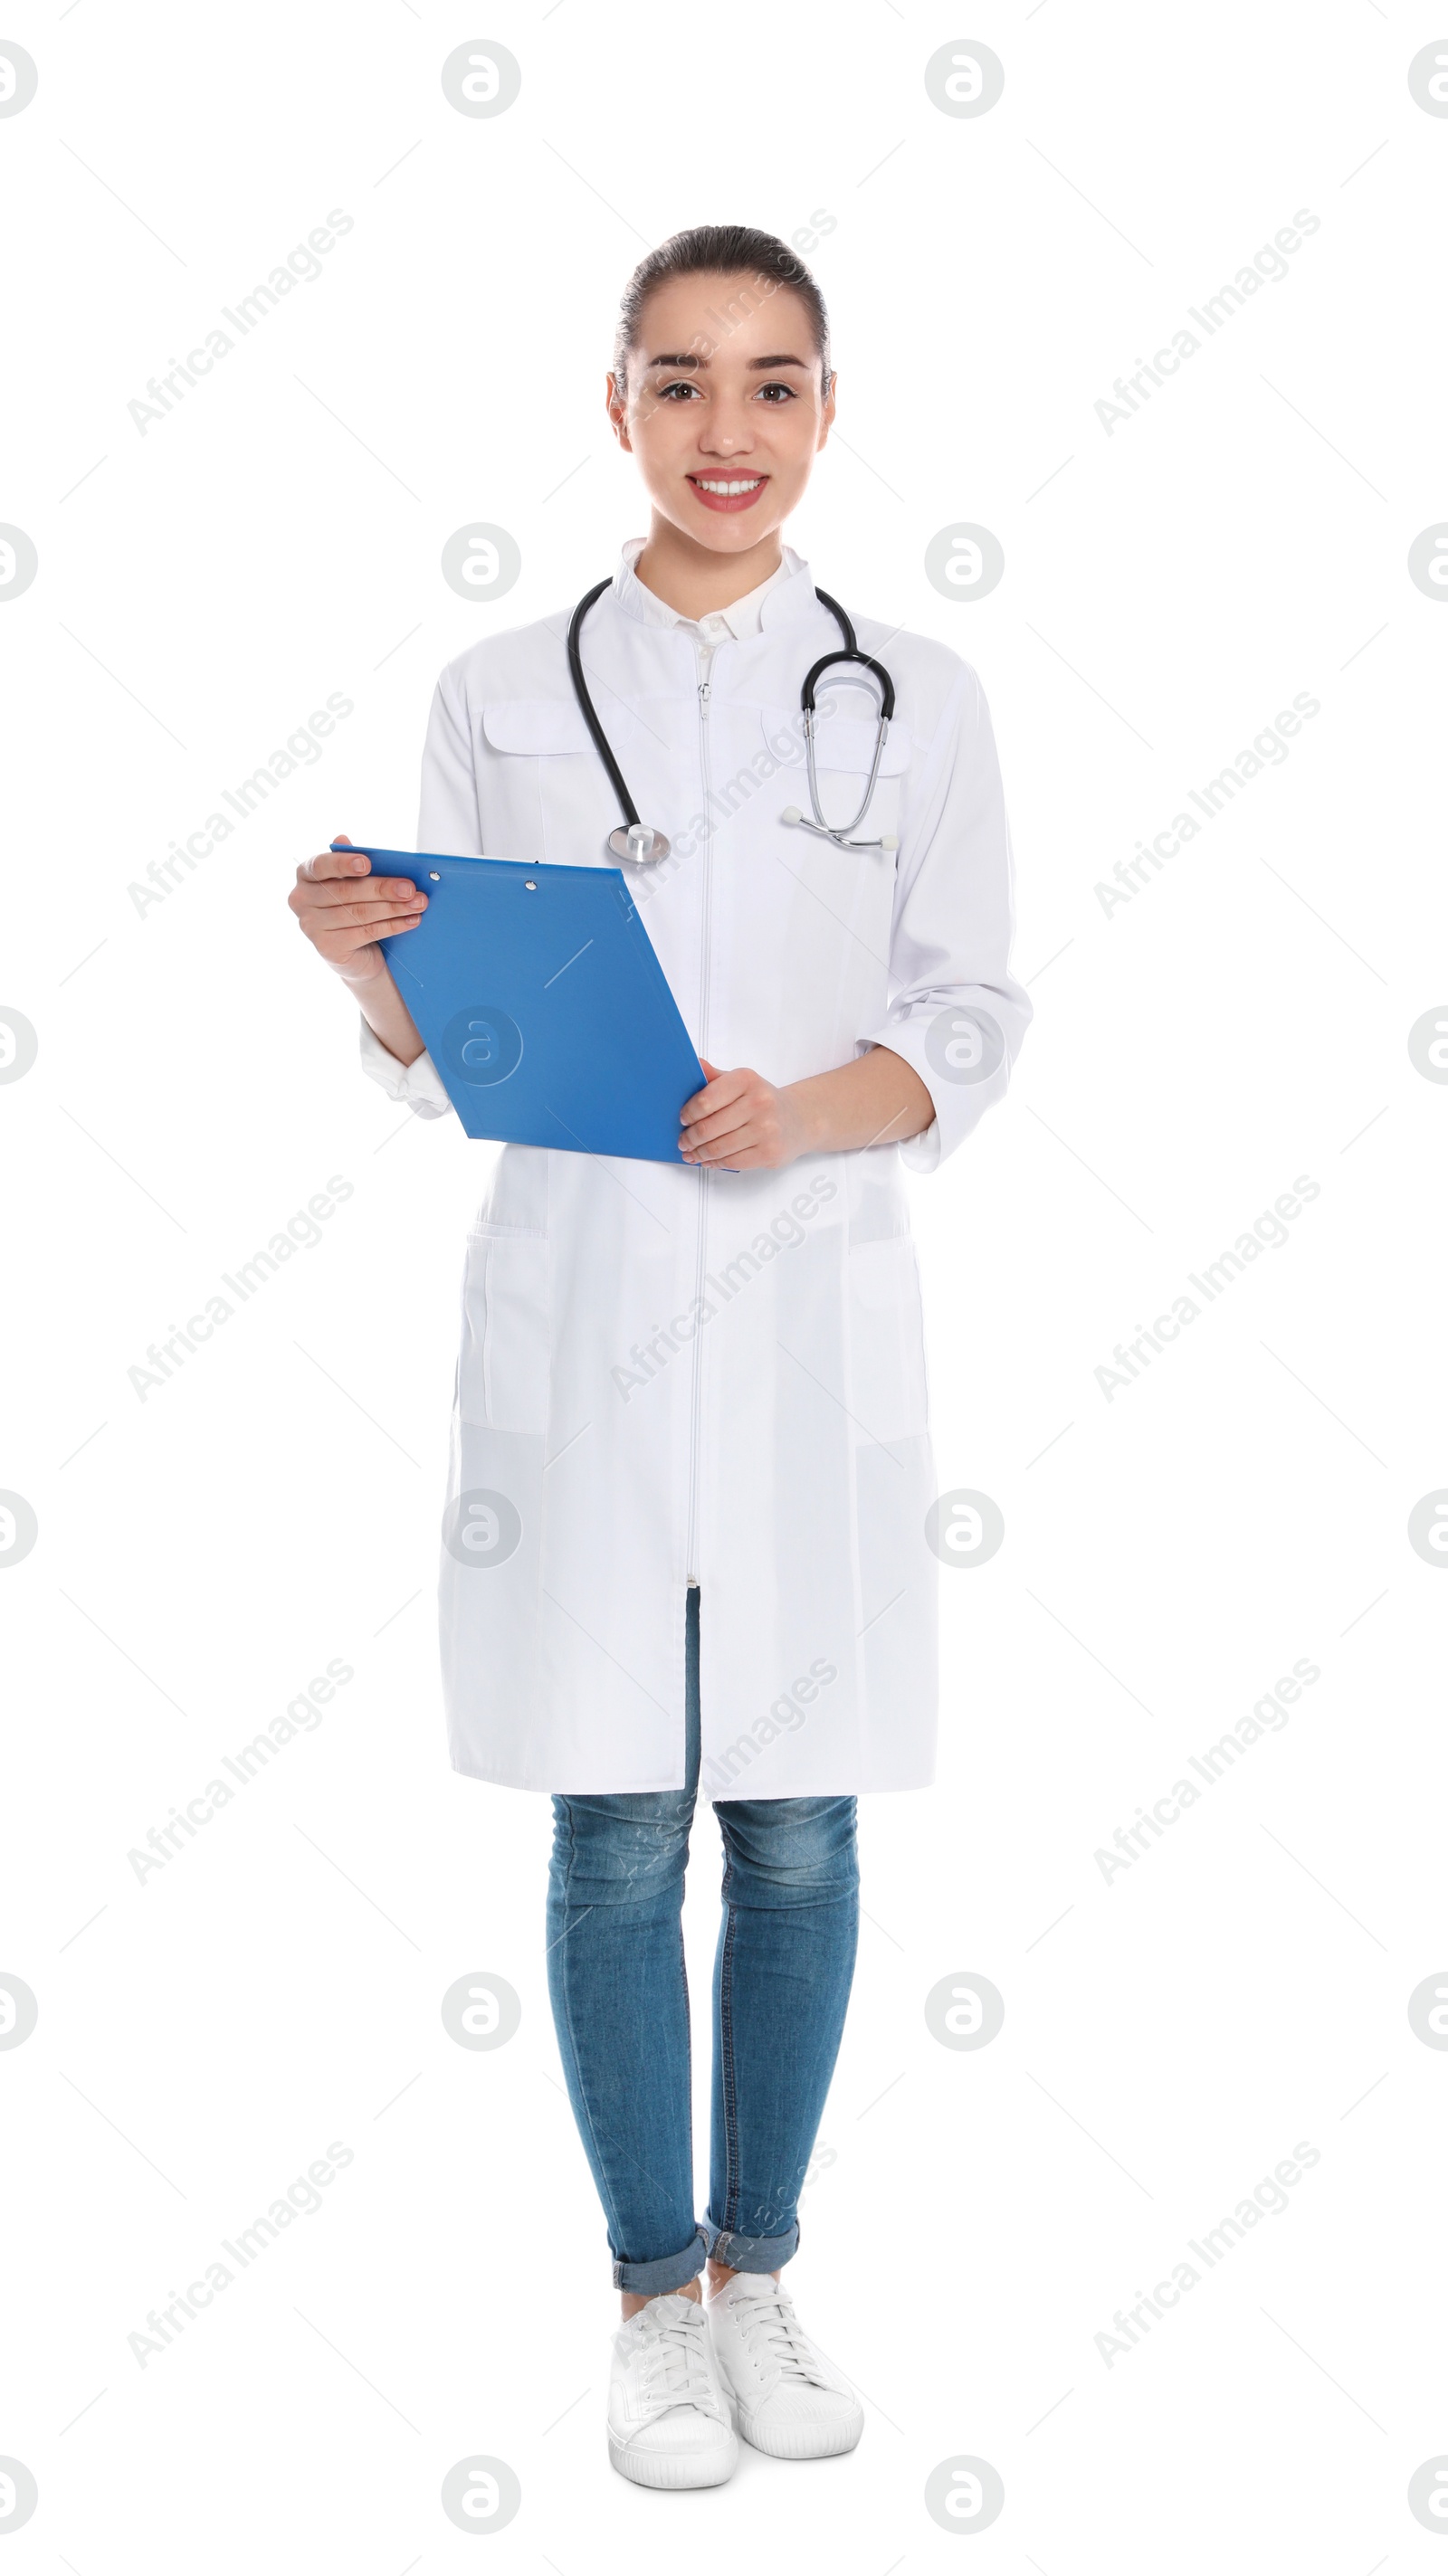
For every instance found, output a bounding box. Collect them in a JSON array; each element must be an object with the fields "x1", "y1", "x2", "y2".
[{"x1": 291, "y1": 224, "x2": 1030, "y2": 2492}]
